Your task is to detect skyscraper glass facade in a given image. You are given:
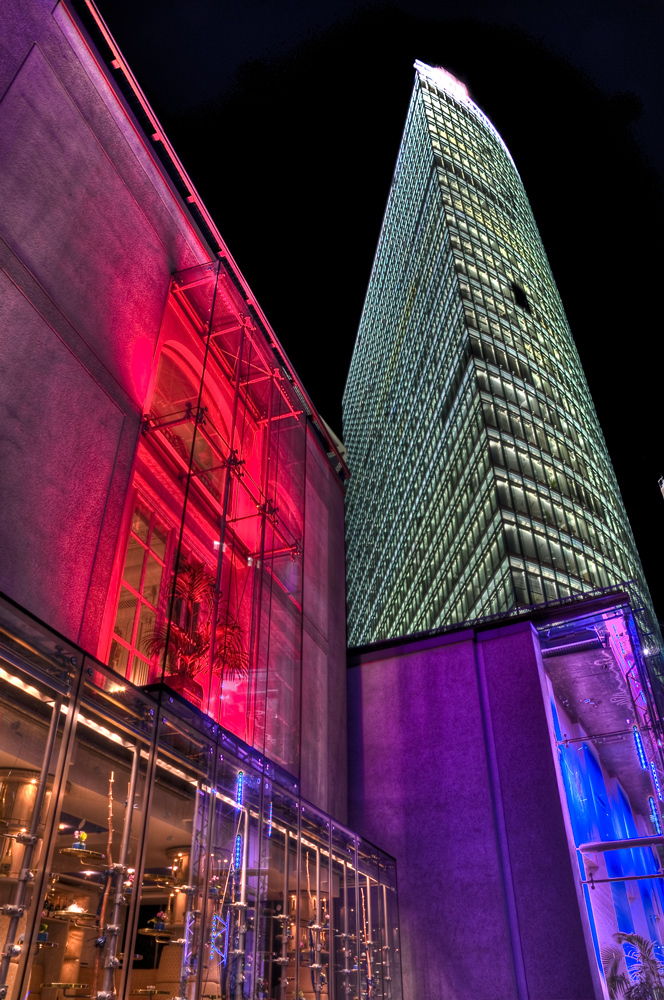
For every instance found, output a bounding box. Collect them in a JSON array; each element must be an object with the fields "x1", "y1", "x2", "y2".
[{"x1": 343, "y1": 61, "x2": 653, "y2": 647}]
